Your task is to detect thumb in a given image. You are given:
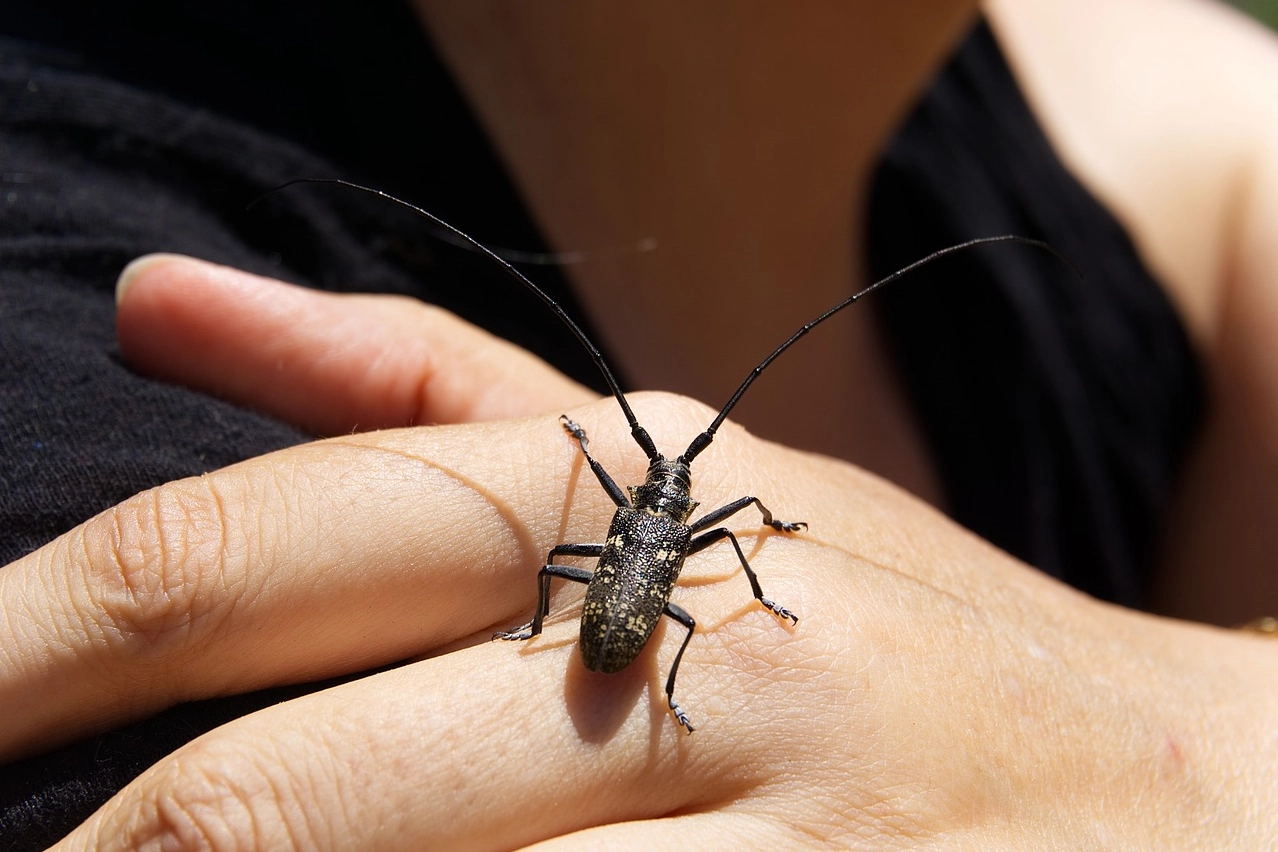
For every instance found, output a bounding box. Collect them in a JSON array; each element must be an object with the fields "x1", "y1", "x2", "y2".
[{"x1": 115, "y1": 254, "x2": 597, "y2": 435}]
